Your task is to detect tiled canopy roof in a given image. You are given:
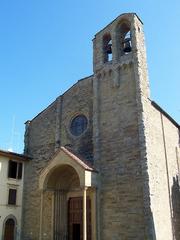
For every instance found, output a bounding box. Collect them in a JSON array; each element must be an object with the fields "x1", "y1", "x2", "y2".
[{"x1": 52, "y1": 146, "x2": 96, "y2": 172}]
